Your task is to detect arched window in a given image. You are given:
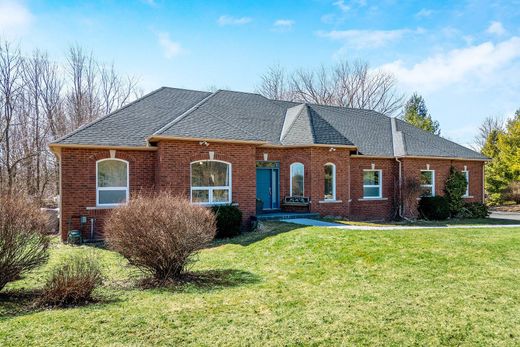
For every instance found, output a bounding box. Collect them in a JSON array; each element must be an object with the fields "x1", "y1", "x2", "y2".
[
  {"x1": 191, "y1": 160, "x2": 231, "y2": 204},
  {"x1": 324, "y1": 163, "x2": 336, "y2": 200},
  {"x1": 96, "y1": 159, "x2": 129, "y2": 206},
  {"x1": 290, "y1": 162, "x2": 304, "y2": 196}
]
